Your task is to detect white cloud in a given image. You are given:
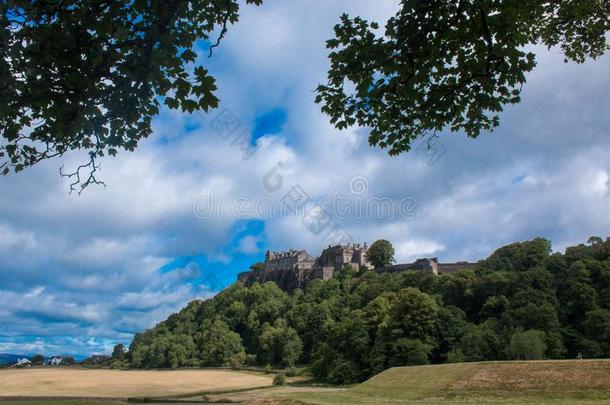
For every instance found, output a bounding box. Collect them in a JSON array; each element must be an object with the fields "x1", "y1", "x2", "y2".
[
  {"x1": 236, "y1": 235, "x2": 263, "y2": 255},
  {"x1": 395, "y1": 240, "x2": 445, "y2": 263},
  {"x1": 0, "y1": 224, "x2": 37, "y2": 250}
]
